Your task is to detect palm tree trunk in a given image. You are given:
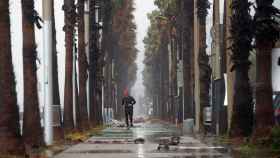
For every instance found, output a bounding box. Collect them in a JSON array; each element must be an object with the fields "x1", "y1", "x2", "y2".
[
  {"x1": 159, "y1": 29, "x2": 169, "y2": 120},
  {"x1": 0, "y1": 1, "x2": 24, "y2": 154},
  {"x1": 175, "y1": 0, "x2": 184, "y2": 123},
  {"x1": 254, "y1": 41, "x2": 274, "y2": 137},
  {"x1": 88, "y1": 0, "x2": 98, "y2": 126},
  {"x1": 197, "y1": 0, "x2": 211, "y2": 133},
  {"x1": 102, "y1": 0, "x2": 113, "y2": 122},
  {"x1": 170, "y1": 30, "x2": 177, "y2": 123},
  {"x1": 21, "y1": 0, "x2": 45, "y2": 148},
  {"x1": 63, "y1": 0, "x2": 75, "y2": 132},
  {"x1": 77, "y1": 0, "x2": 89, "y2": 130},
  {"x1": 224, "y1": 0, "x2": 235, "y2": 134},
  {"x1": 182, "y1": 0, "x2": 195, "y2": 120},
  {"x1": 51, "y1": 0, "x2": 64, "y2": 140},
  {"x1": 96, "y1": 6, "x2": 103, "y2": 124},
  {"x1": 229, "y1": 0, "x2": 254, "y2": 137},
  {"x1": 252, "y1": 0, "x2": 278, "y2": 141},
  {"x1": 51, "y1": 0, "x2": 61, "y2": 108}
]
